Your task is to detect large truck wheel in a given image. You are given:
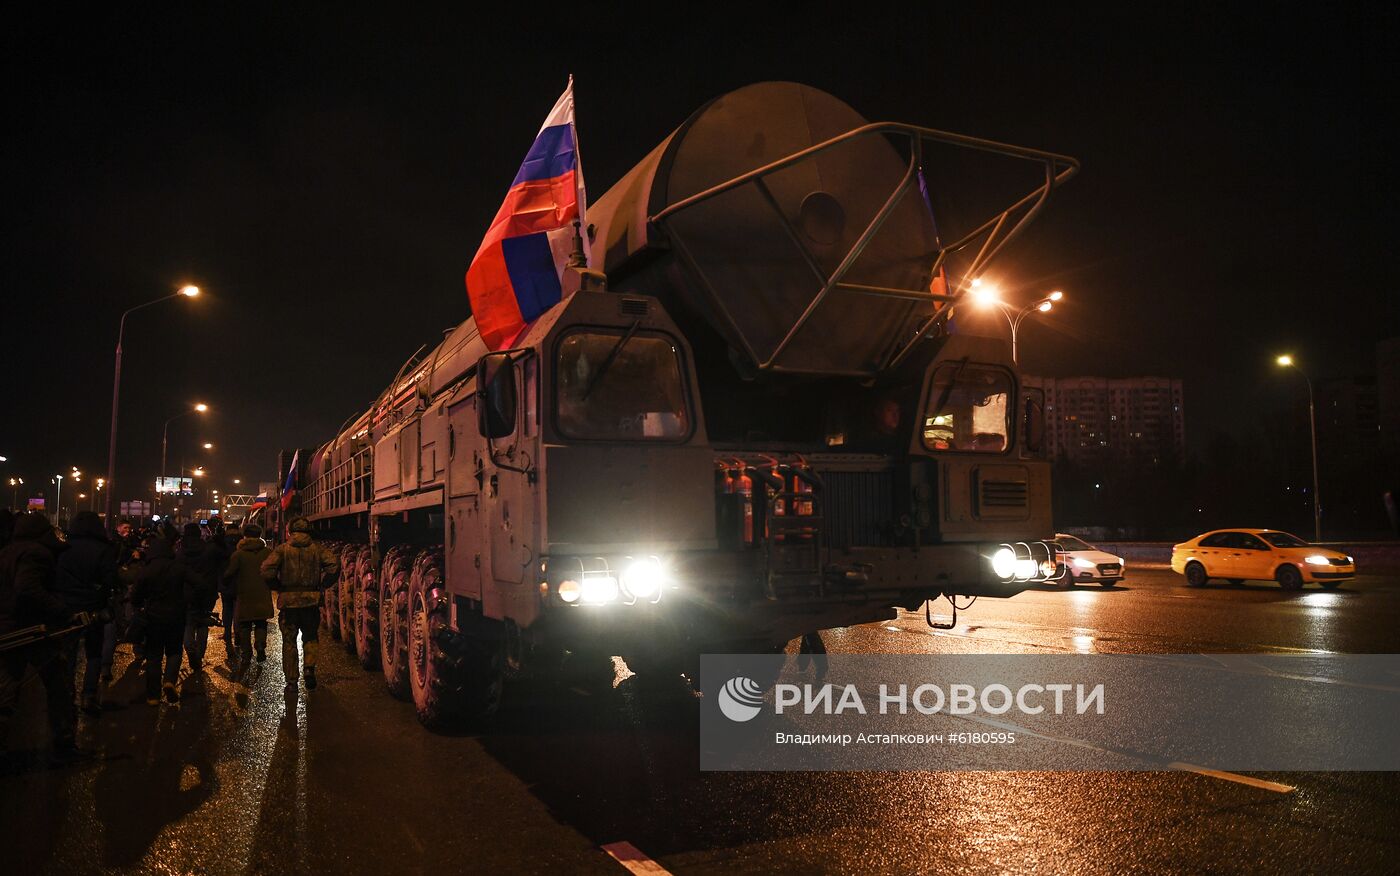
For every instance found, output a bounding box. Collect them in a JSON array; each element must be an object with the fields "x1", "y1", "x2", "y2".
[
  {"x1": 378, "y1": 545, "x2": 416, "y2": 699},
  {"x1": 338, "y1": 545, "x2": 359, "y2": 653},
  {"x1": 354, "y1": 546, "x2": 380, "y2": 669},
  {"x1": 323, "y1": 581, "x2": 340, "y2": 640},
  {"x1": 320, "y1": 541, "x2": 340, "y2": 638},
  {"x1": 408, "y1": 548, "x2": 503, "y2": 728}
]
